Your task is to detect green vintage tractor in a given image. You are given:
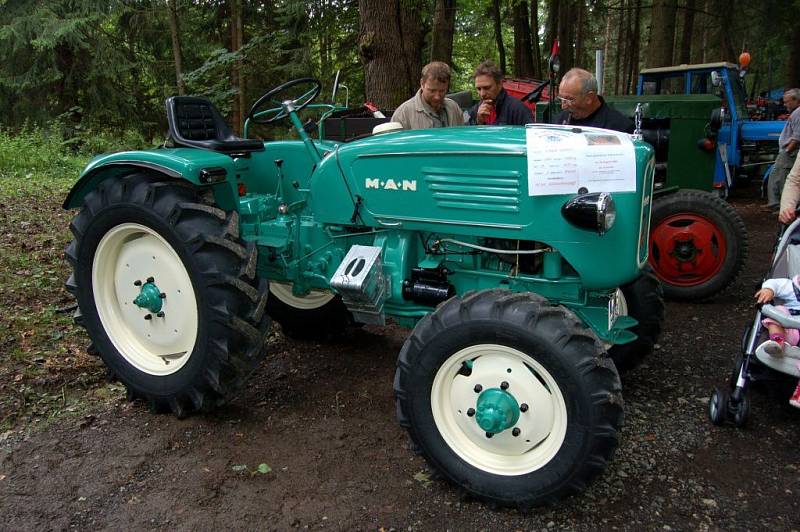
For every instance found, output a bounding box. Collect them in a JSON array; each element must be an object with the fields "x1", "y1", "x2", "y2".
[{"x1": 63, "y1": 78, "x2": 663, "y2": 508}]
